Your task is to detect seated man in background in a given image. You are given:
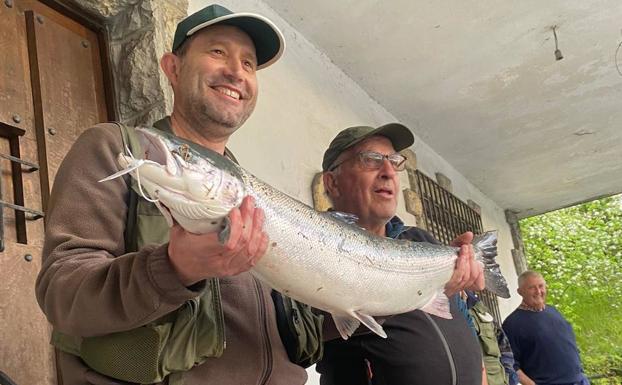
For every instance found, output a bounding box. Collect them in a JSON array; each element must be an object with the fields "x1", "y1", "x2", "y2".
[
  {"x1": 502, "y1": 271, "x2": 590, "y2": 385},
  {"x1": 316, "y1": 124, "x2": 486, "y2": 385}
]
